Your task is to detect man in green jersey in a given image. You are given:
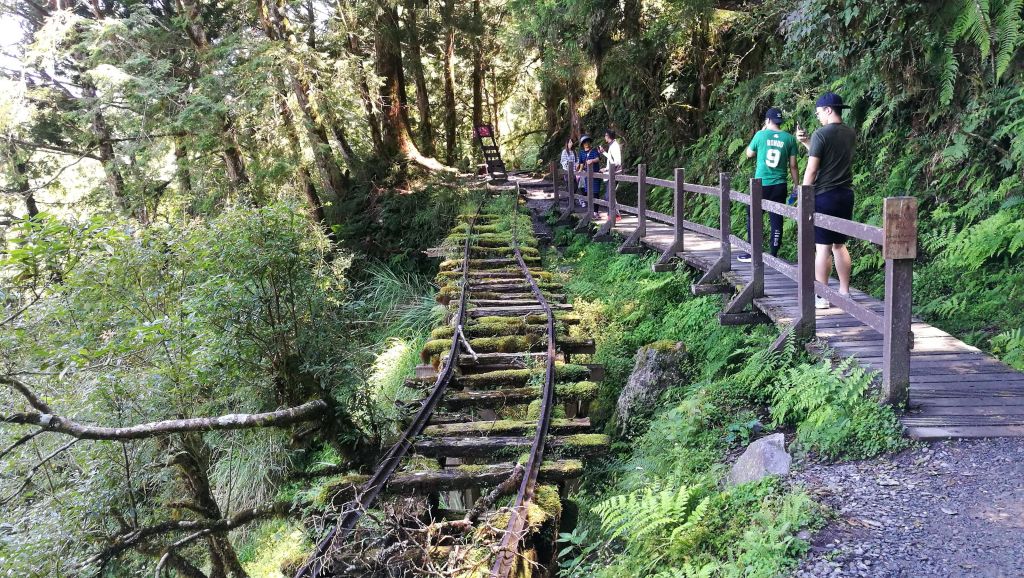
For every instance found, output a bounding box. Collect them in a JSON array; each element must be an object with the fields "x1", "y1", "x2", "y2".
[{"x1": 739, "y1": 107, "x2": 799, "y2": 262}]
